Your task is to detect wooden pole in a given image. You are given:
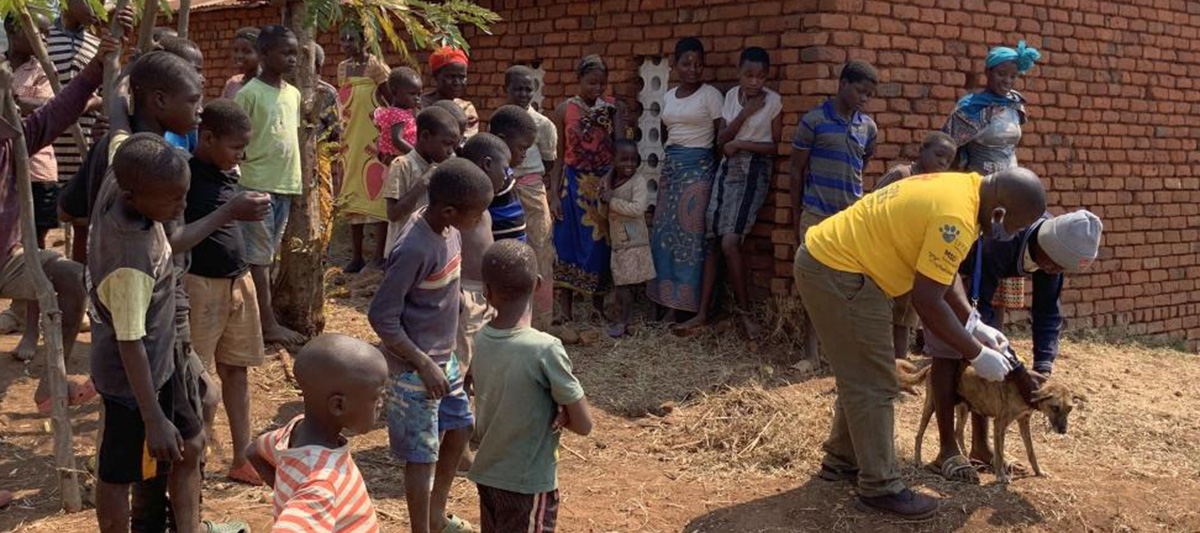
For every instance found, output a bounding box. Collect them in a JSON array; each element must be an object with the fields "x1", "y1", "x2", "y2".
[
  {"x1": 0, "y1": 66, "x2": 82, "y2": 513},
  {"x1": 137, "y1": 0, "x2": 159, "y2": 53},
  {"x1": 176, "y1": 0, "x2": 190, "y2": 39}
]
